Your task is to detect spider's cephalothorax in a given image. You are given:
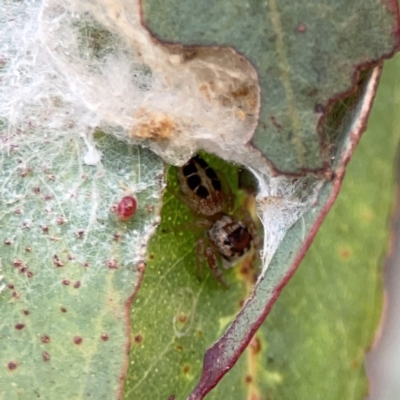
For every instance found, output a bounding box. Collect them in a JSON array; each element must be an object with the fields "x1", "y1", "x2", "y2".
[
  {"x1": 176, "y1": 155, "x2": 232, "y2": 216},
  {"x1": 175, "y1": 155, "x2": 257, "y2": 286}
]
